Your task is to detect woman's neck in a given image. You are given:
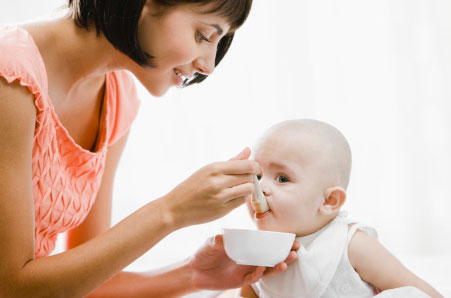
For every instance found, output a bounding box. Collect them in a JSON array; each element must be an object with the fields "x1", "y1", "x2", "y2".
[{"x1": 21, "y1": 17, "x2": 129, "y2": 102}]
